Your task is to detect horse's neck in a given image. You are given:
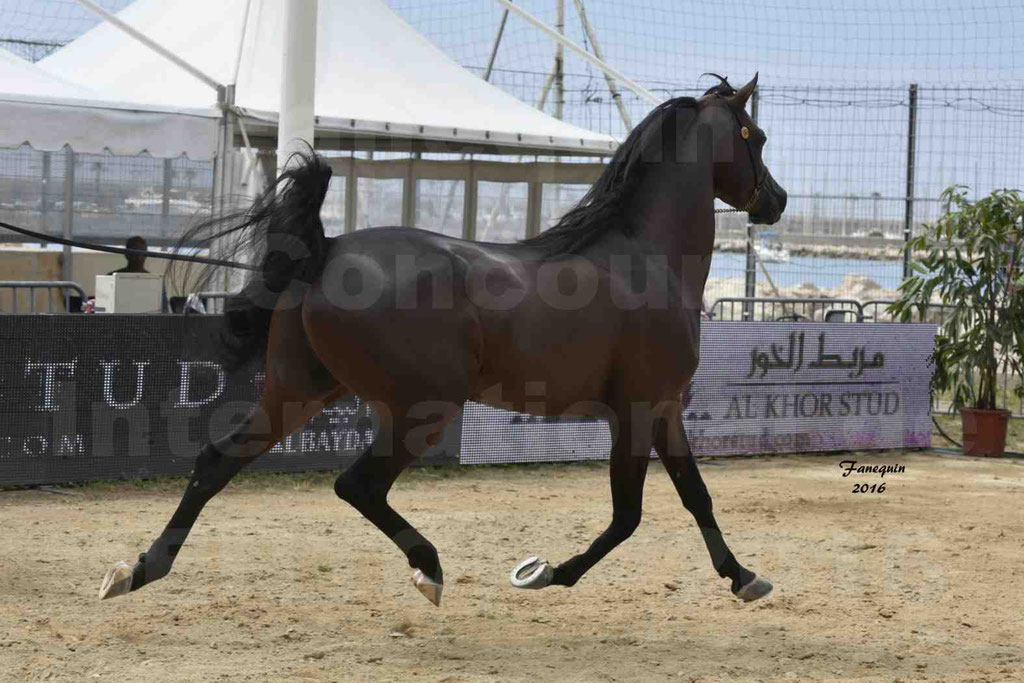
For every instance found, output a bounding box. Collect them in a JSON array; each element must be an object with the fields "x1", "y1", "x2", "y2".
[{"x1": 626, "y1": 160, "x2": 716, "y2": 272}]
